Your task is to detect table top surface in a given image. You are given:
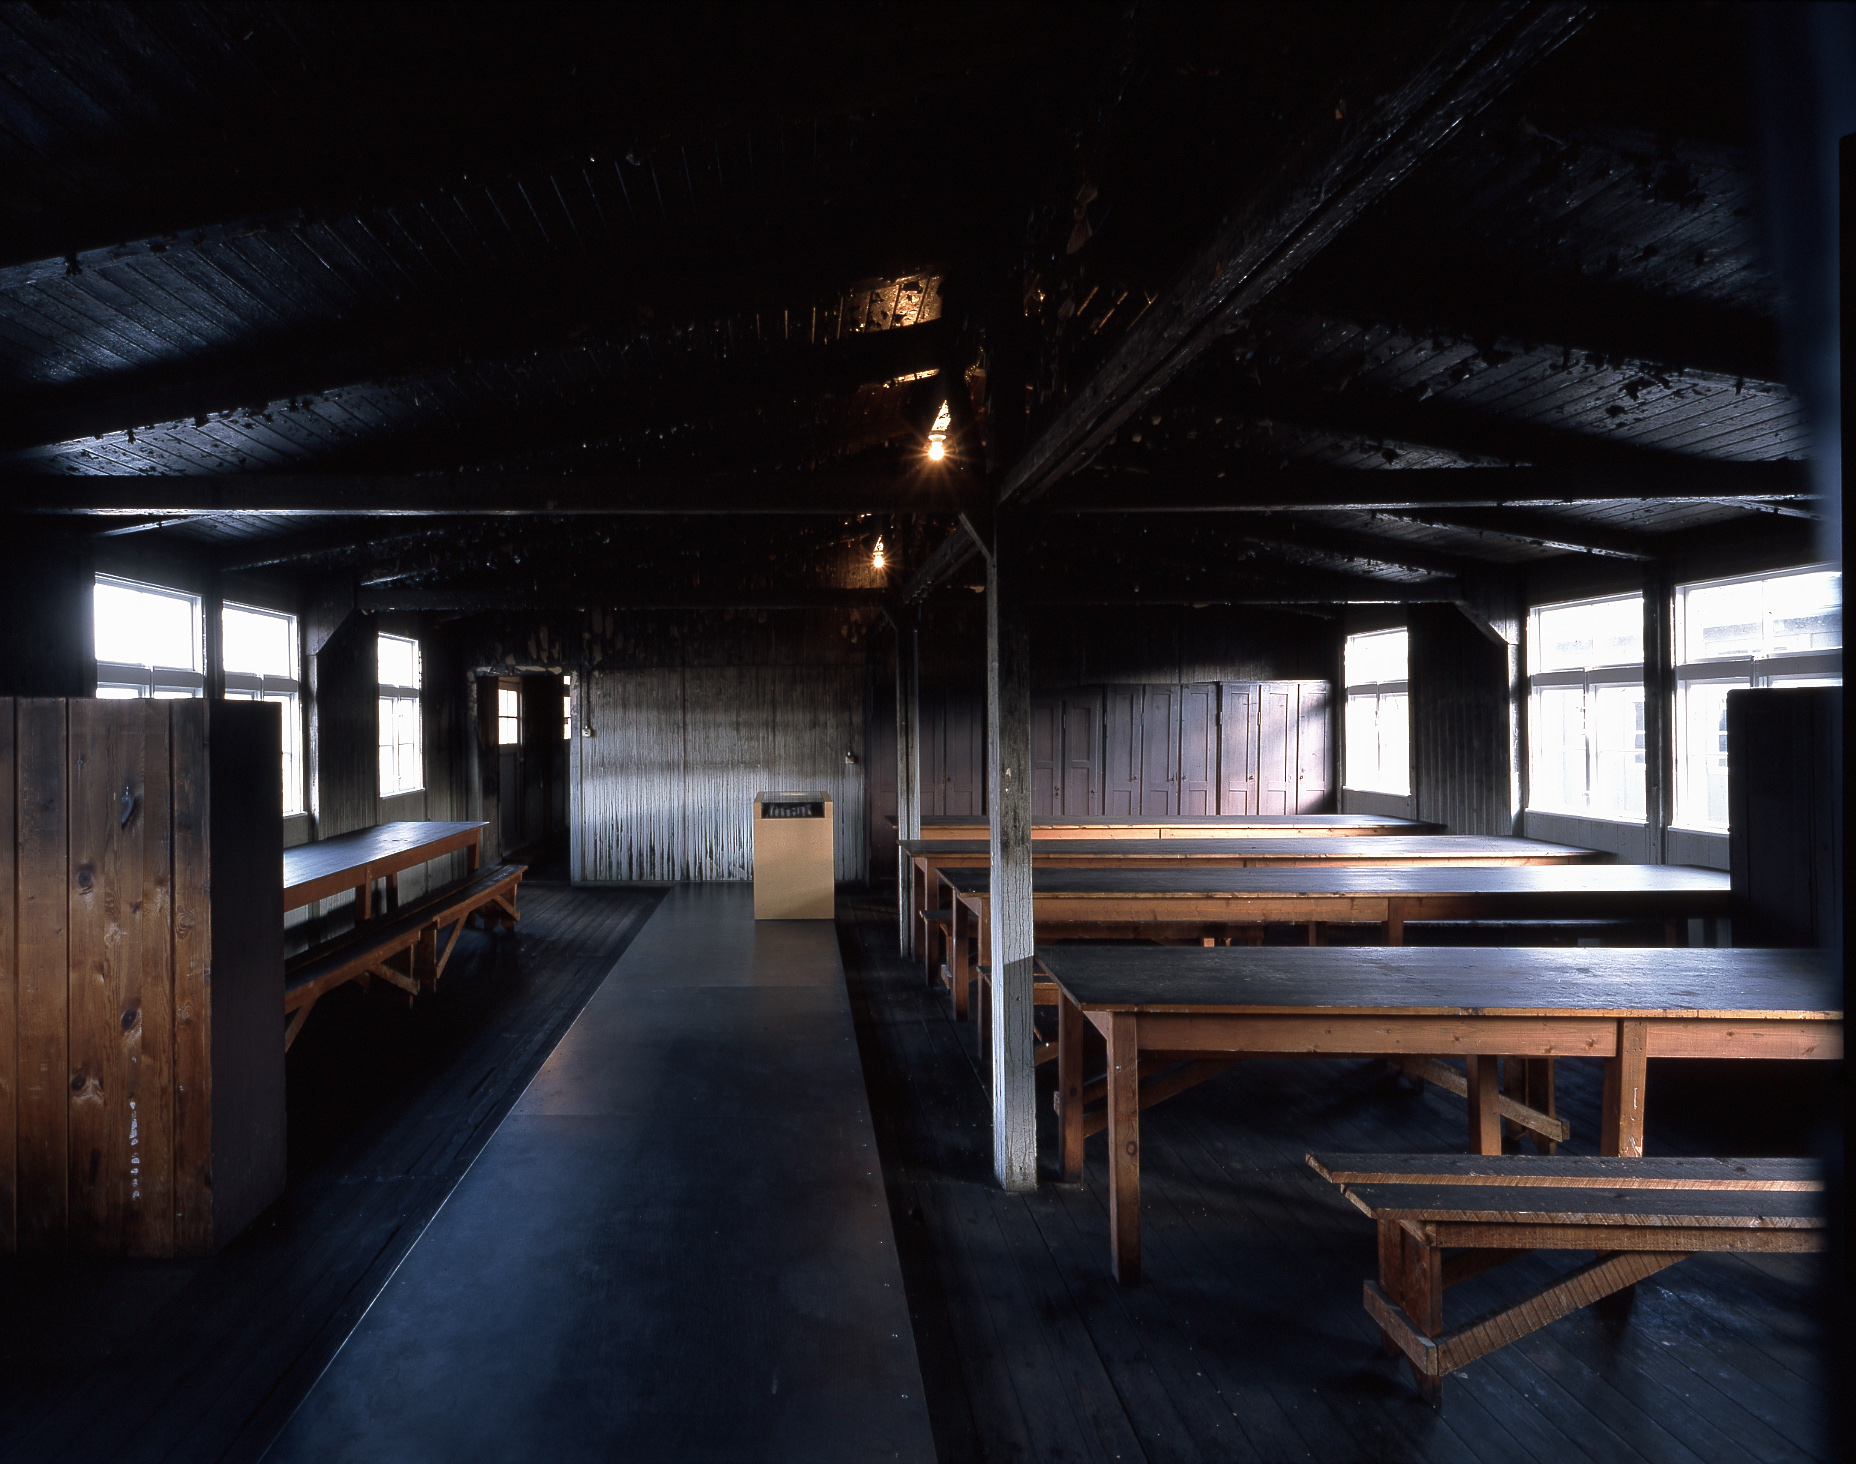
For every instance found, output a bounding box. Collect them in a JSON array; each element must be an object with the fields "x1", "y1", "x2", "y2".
[
  {"x1": 283, "y1": 821, "x2": 486, "y2": 887},
  {"x1": 1037, "y1": 944, "x2": 1842, "y2": 1019},
  {"x1": 942, "y1": 863, "x2": 1730, "y2": 896},
  {"x1": 903, "y1": 835, "x2": 1598, "y2": 860},
  {"x1": 911, "y1": 813, "x2": 1441, "y2": 831}
]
